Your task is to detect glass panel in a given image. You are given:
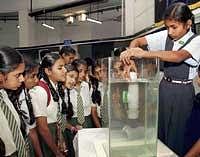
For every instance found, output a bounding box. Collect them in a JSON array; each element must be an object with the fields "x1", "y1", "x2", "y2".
[{"x1": 98, "y1": 57, "x2": 159, "y2": 157}]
